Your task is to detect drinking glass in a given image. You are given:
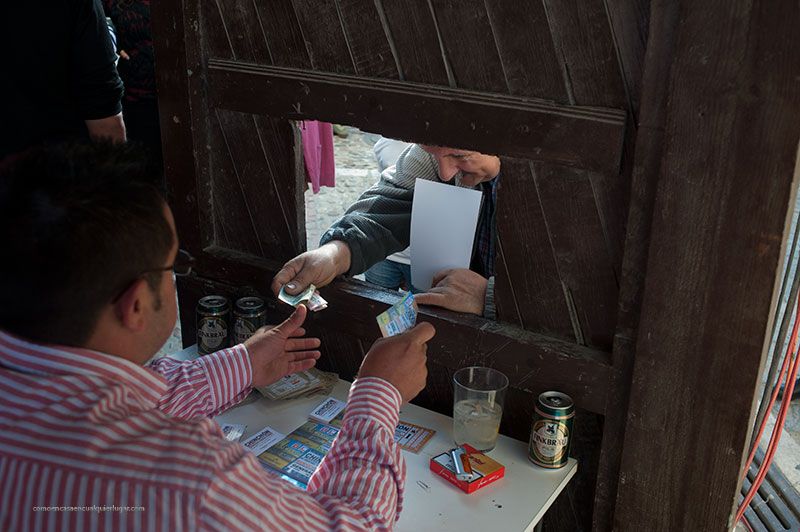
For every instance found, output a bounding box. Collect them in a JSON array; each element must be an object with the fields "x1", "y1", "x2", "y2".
[{"x1": 452, "y1": 366, "x2": 508, "y2": 452}]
